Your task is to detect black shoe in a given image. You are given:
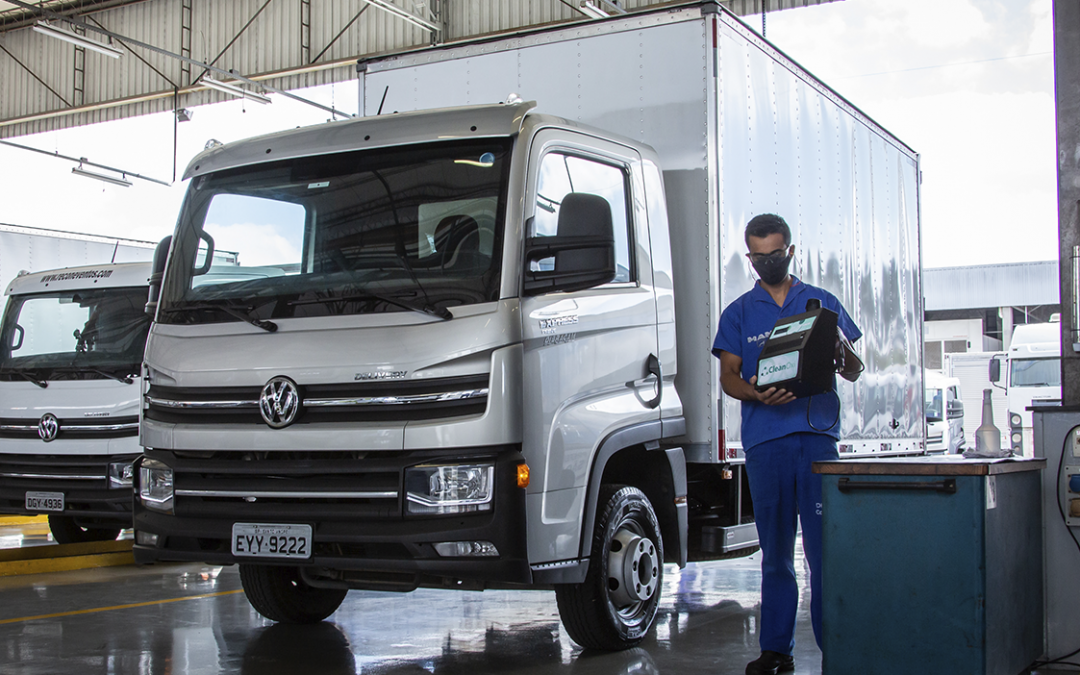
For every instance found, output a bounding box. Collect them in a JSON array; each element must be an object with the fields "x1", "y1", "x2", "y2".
[{"x1": 745, "y1": 651, "x2": 795, "y2": 675}]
